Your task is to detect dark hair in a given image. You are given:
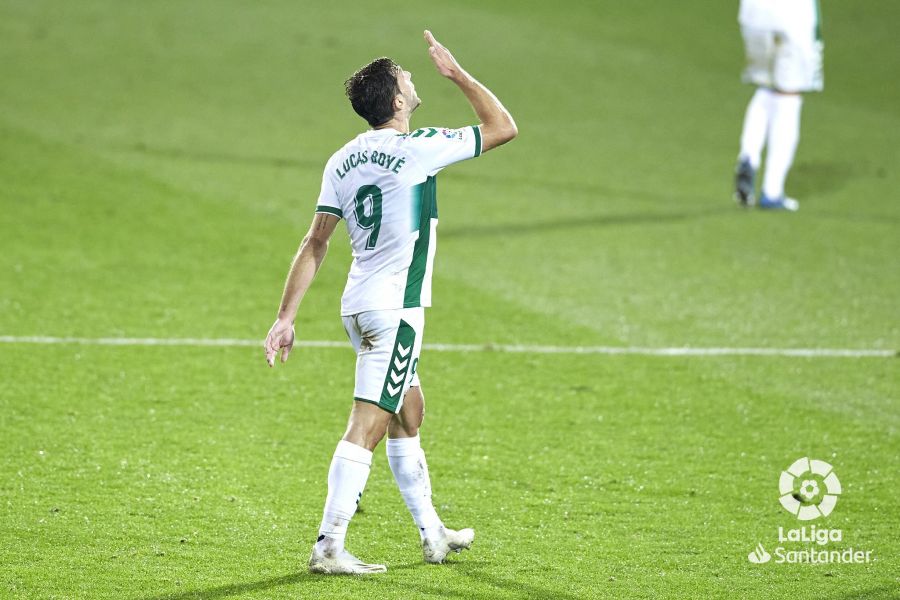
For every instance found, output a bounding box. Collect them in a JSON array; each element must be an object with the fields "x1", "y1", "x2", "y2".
[{"x1": 344, "y1": 58, "x2": 401, "y2": 127}]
